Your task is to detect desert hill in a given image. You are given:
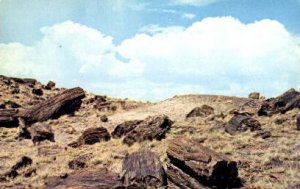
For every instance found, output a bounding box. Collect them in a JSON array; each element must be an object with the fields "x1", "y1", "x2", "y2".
[{"x1": 0, "y1": 75, "x2": 299, "y2": 189}]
